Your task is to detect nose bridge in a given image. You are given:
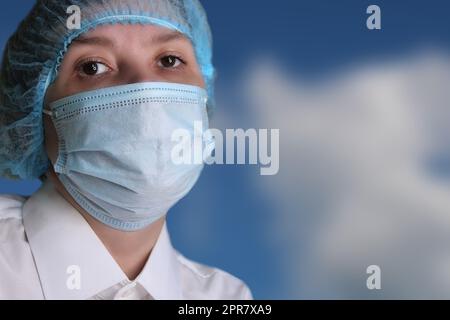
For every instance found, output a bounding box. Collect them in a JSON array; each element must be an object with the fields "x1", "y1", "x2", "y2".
[
  {"x1": 116, "y1": 39, "x2": 160, "y2": 84},
  {"x1": 120, "y1": 57, "x2": 158, "y2": 84}
]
